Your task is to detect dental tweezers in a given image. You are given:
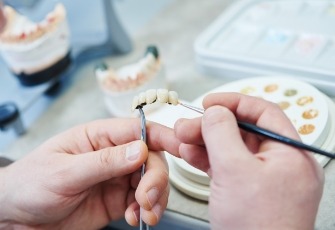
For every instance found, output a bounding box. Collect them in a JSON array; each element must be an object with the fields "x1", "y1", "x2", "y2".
[
  {"x1": 138, "y1": 107, "x2": 151, "y2": 230},
  {"x1": 178, "y1": 102, "x2": 335, "y2": 159}
]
